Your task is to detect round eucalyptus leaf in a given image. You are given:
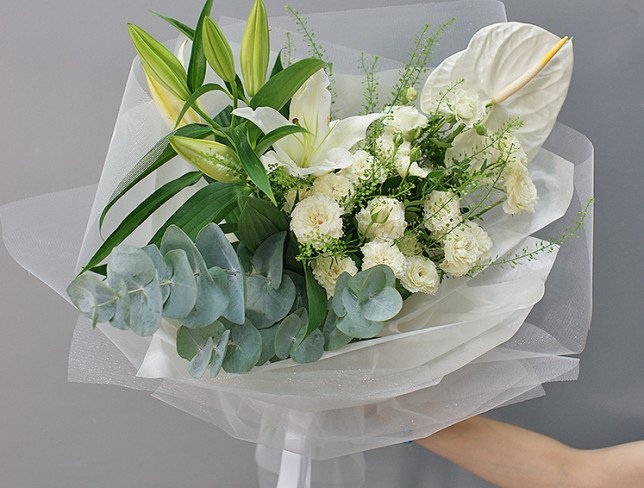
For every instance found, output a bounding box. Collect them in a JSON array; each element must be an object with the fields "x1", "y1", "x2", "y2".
[
  {"x1": 258, "y1": 326, "x2": 278, "y2": 365},
  {"x1": 180, "y1": 266, "x2": 230, "y2": 328},
  {"x1": 291, "y1": 328, "x2": 325, "y2": 364},
  {"x1": 361, "y1": 287, "x2": 403, "y2": 322},
  {"x1": 274, "y1": 312, "x2": 305, "y2": 360},
  {"x1": 331, "y1": 272, "x2": 351, "y2": 318},
  {"x1": 162, "y1": 249, "x2": 198, "y2": 319},
  {"x1": 176, "y1": 321, "x2": 226, "y2": 361},
  {"x1": 323, "y1": 311, "x2": 352, "y2": 351},
  {"x1": 107, "y1": 245, "x2": 156, "y2": 286},
  {"x1": 245, "y1": 273, "x2": 296, "y2": 328},
  {"x1": 125, "y1": 277, "x2": 164, "y2": 336},
  {"x1": 67, "y1": 274, "x2": 118, "y2": 326},
  {"x1": 188, "y1": 336, "x2": 214, "y2": 379},
  {"x1": 160, "y1": 225, "x2": 208, "y2": 275},
  {"x1": 210, "y1": 328, "x2": 230, "y2": 378},
  {"x1": 252, "y1": 232, "x2": 287, "y2": 289},
  {"x1": 348, "y1": 265, "x2": 387, "y2": 302},
  {"x1": 196, "y1": 224, "x2": 245, "y2": 325},
  {"x1": 109, "y1": 279, "x2": 131, "y2": 330},
  {"x1": 336, "y1": 314, "x2": 383, "y2": 339},
  {"x1": 222, "y1": 324, "x2": 262, "y2": 374},
  {"x1": 143, "y1": 245, "x2": 172, "y2": 302}
]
